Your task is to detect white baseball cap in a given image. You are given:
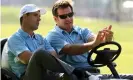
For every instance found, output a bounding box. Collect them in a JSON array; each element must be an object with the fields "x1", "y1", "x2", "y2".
[{"x1": 19, "y1": 4, "x2": 46, "y2": 18}]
